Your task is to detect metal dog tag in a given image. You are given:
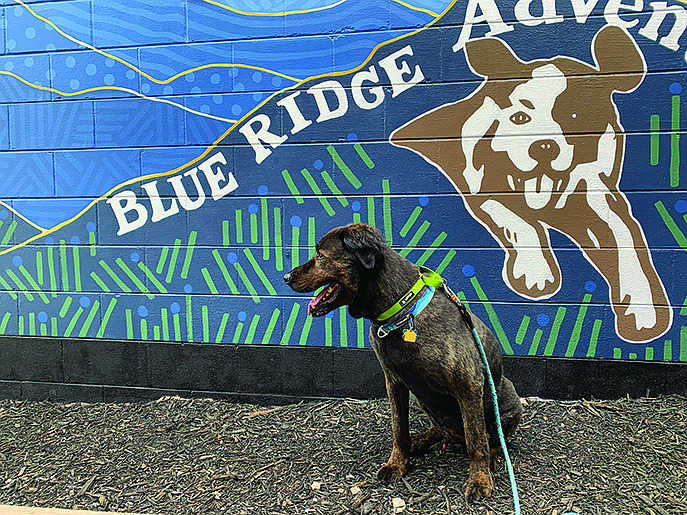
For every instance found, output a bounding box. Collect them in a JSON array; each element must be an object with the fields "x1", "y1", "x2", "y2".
[{"x1": 402, "y1": 329, "x2": 418, "y2": 342}]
